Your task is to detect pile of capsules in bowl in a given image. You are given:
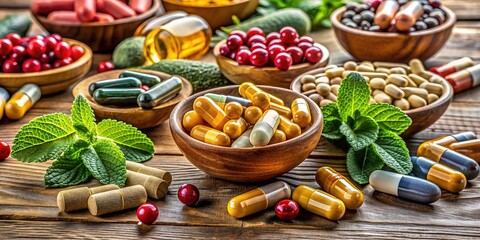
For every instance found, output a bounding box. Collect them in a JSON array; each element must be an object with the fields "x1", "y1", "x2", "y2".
[
  {"x1": 182, "y1": 82, "x2": 312, "y2": 147},
  {"x1": 299, "y1": 59, "x2": 444, "y2": 110}
]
